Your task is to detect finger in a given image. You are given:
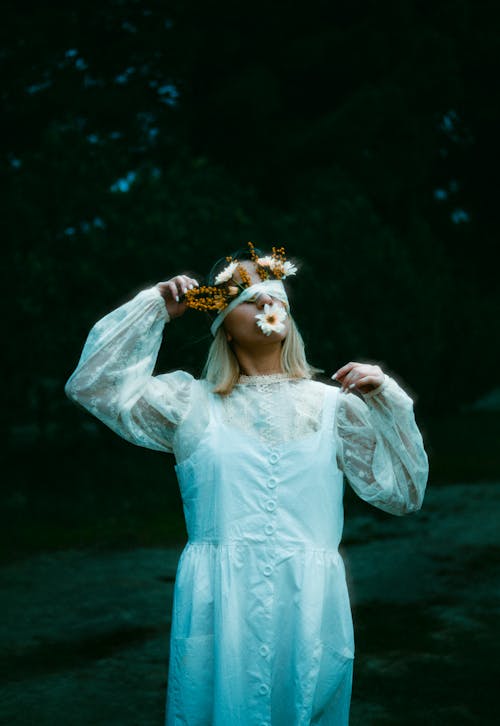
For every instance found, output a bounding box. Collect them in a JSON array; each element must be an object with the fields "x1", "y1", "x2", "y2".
[
  {"x1": 180, "y1": 274, "x2": 198, "y2": 291},
  {"x1": 174, "y1": 277, "x2": 188, "y2": 299},
  {"x1": 175, "y1": 275, "x2": 189, "y2": 299},
  {"x1": 342, "y1": 369, "x2": 362, "y2": 391},
  {"x1": 167, "y1": 281, "x2": 180, "y2": 302},
  {"x1": 181, "y1": 275, "x2": 200, "y2": 294},
  {"x1": 332, "y1": 362, "x2": 360, "y2": 380},
  {"x1": 357, "y1": 375, "x2": 383, "y2": 388},
  {"x1": 335, "y1": 362, "x2": 359, "y2": 376},
  {"x1": 348, "y1": 365, "x2": 380, "y2": 389}
]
